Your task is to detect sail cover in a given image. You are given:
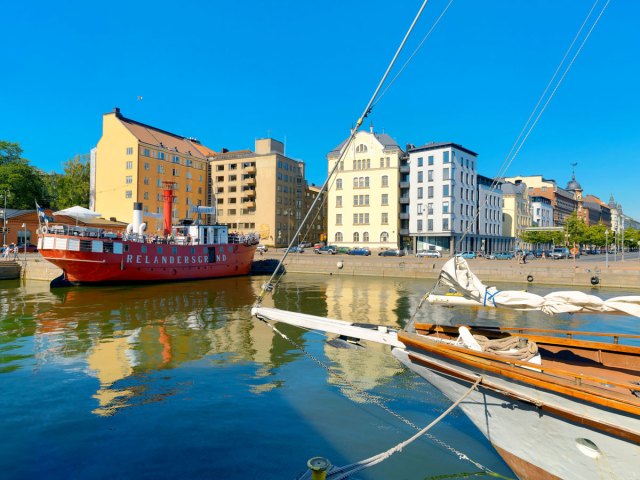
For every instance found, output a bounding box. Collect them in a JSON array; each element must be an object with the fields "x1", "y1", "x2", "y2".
[{"x1": 428, "y1": 257, "x2": 640, "y2": 317}]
